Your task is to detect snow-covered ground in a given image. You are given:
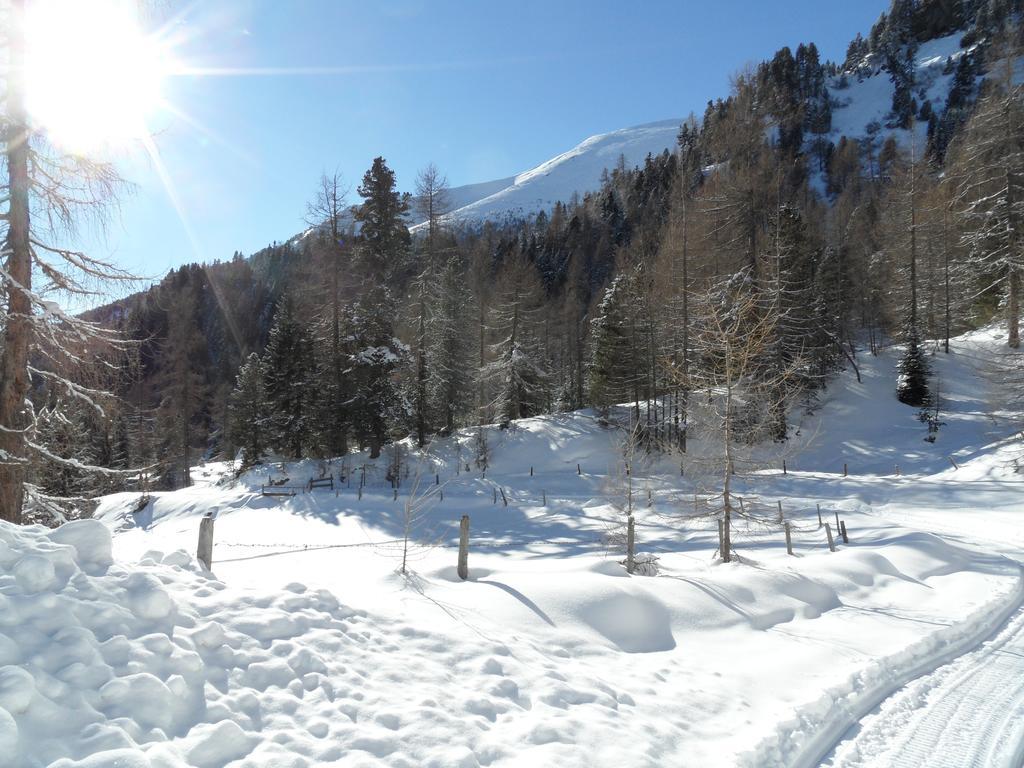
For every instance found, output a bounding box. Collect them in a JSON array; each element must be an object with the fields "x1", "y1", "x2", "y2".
[{"x1": 3, "y1": 327, "x2": 1024, "y2": 767}]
